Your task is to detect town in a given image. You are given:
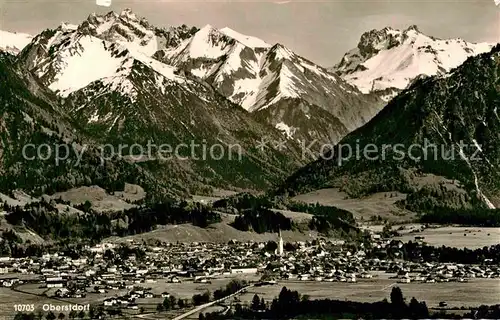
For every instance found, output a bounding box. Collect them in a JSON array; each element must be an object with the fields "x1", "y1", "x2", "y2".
[{"x1": 2, "y1": 230, "x2": 500, "y2": 319}]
